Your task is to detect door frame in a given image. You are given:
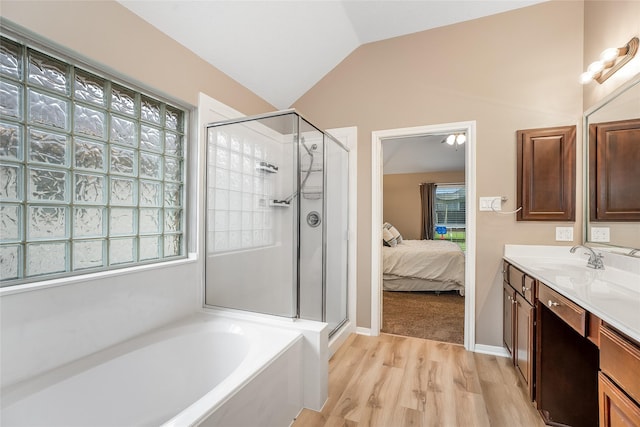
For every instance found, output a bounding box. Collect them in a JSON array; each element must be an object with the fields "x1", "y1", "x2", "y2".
[{"x1": 370, "y1": 121, "x2": 476, "y2": 351}]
